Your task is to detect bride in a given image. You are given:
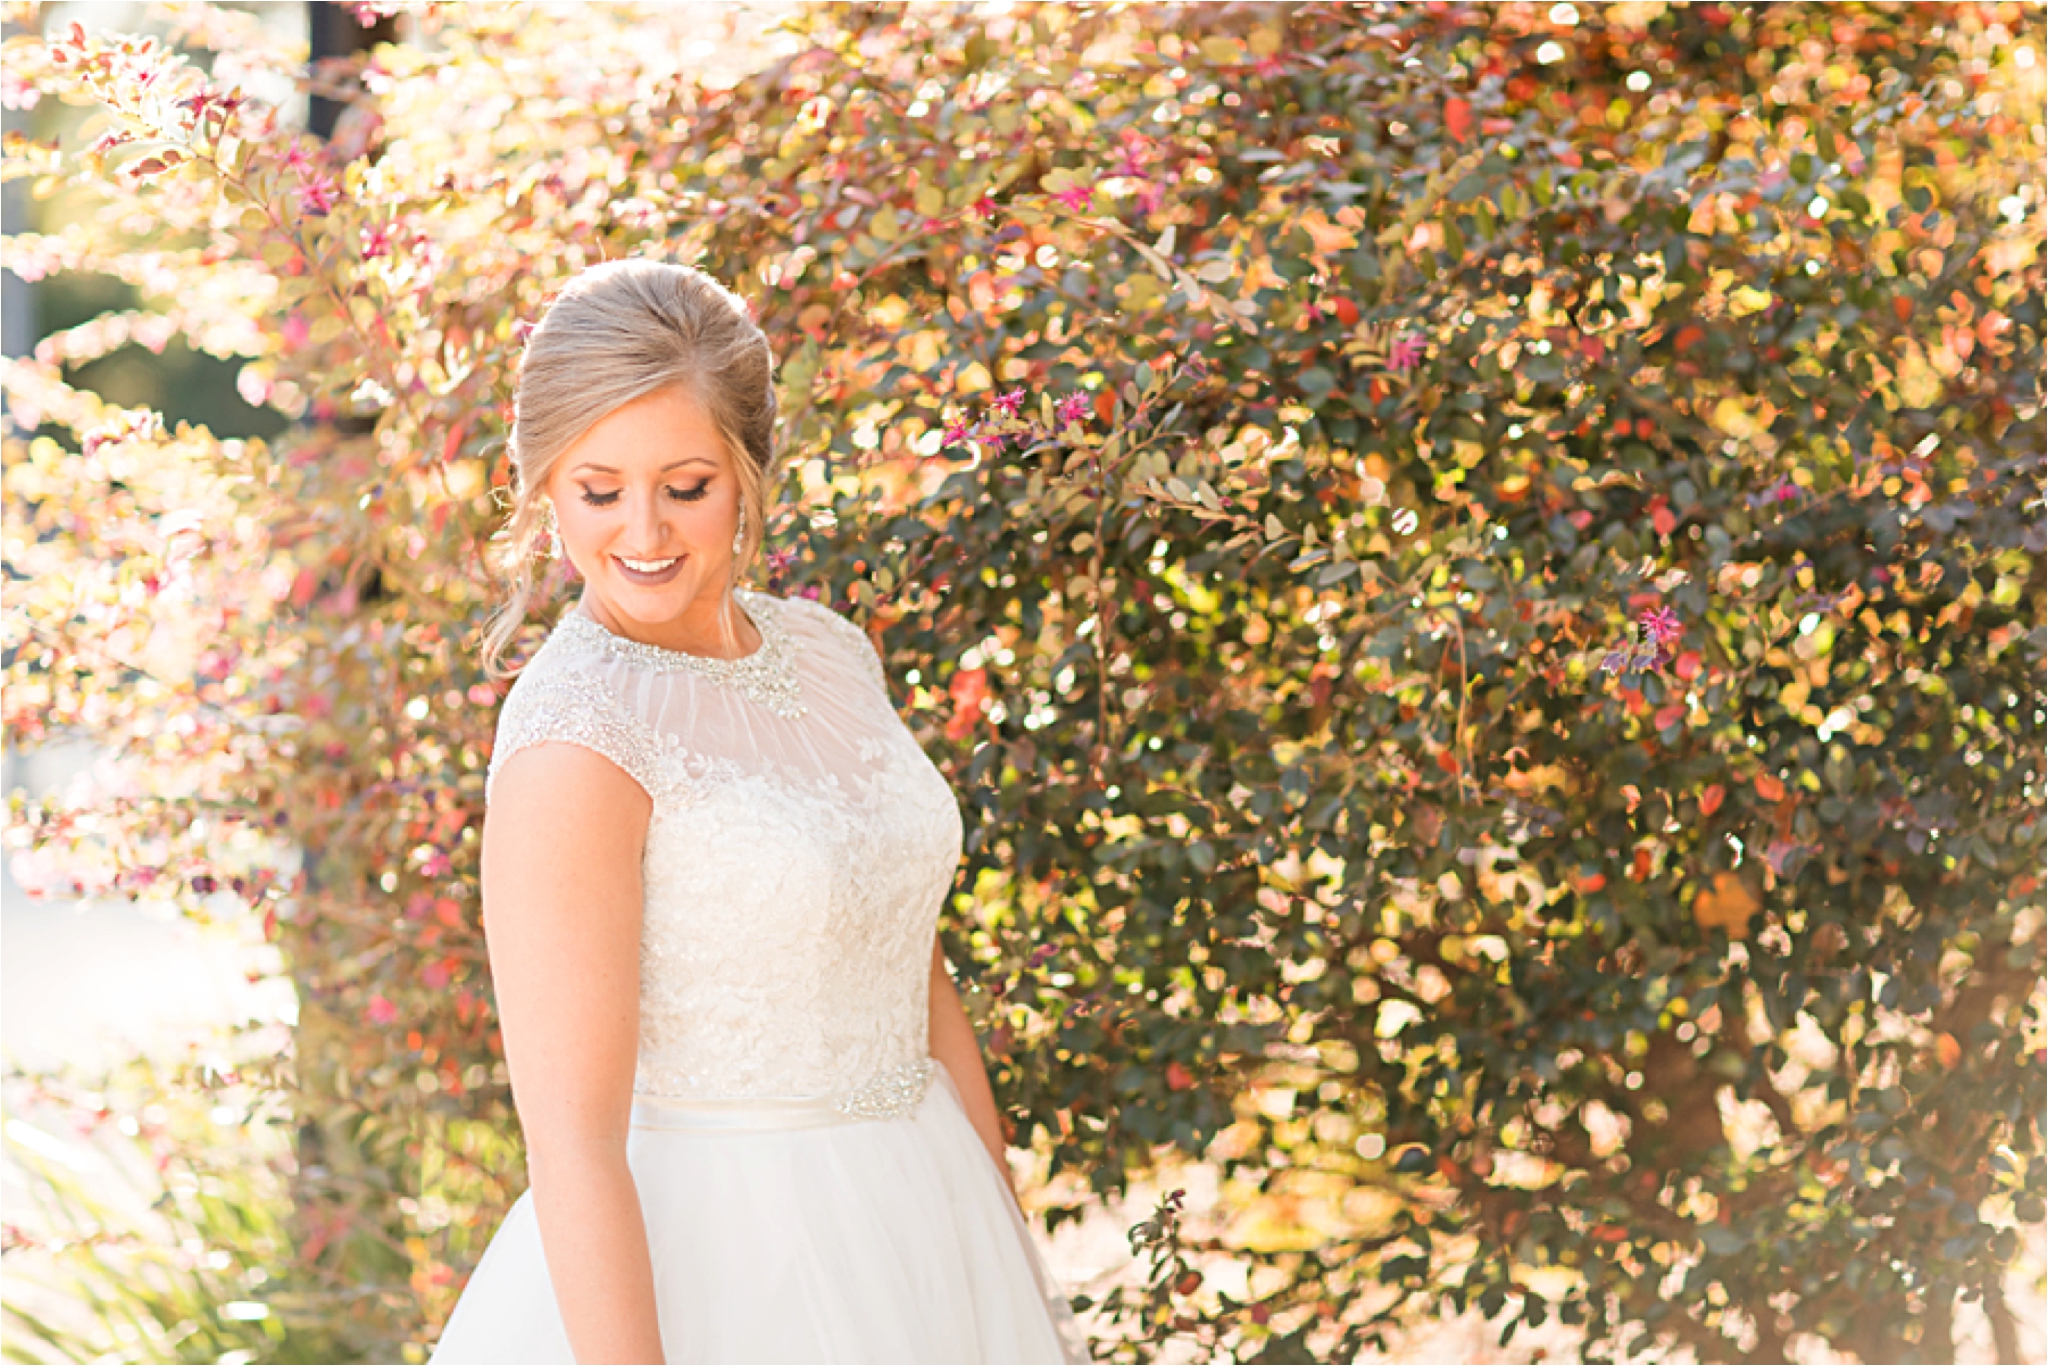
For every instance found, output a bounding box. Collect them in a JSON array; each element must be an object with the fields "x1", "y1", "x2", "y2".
[{"x1": 428, "y1": 259, "x2": 1090, "y2": 1364}]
